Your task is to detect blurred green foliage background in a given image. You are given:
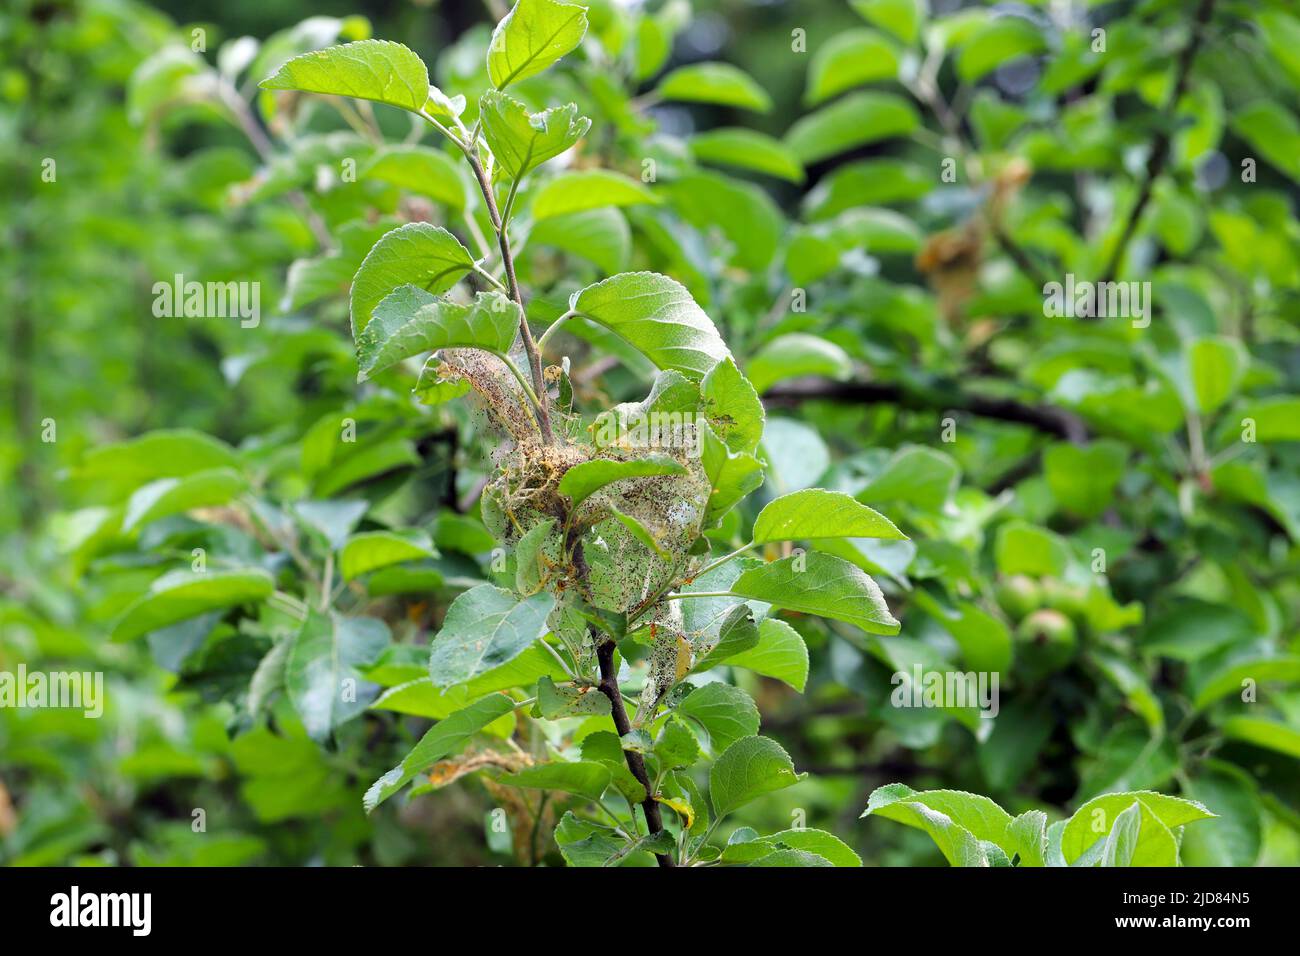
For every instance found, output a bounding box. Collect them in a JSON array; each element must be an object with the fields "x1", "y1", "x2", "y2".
[{"x1": 2, "y1": 0, "x2": 1299, "y2": 866}]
